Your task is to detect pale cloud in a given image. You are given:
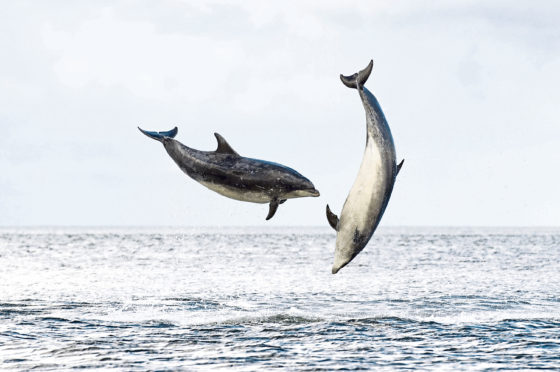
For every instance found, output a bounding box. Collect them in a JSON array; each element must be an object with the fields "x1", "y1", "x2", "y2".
[{"x1": 41, "y1": 8, "x2": 244, "y2": 103}]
